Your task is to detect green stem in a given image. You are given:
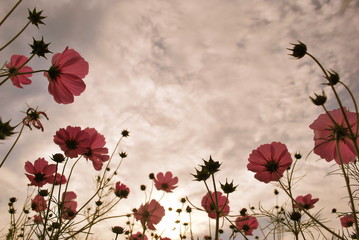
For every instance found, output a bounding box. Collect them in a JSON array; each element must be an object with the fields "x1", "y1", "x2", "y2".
[
  {"x1": 0, "y1": 124, "x2": 24, "y2": 168},
  {"x1": 0, "y1": 0, "x2": 23, "y2": 26},
  {"x1": 0, "y1": 21, "x2": 30, "y2": 51}
]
